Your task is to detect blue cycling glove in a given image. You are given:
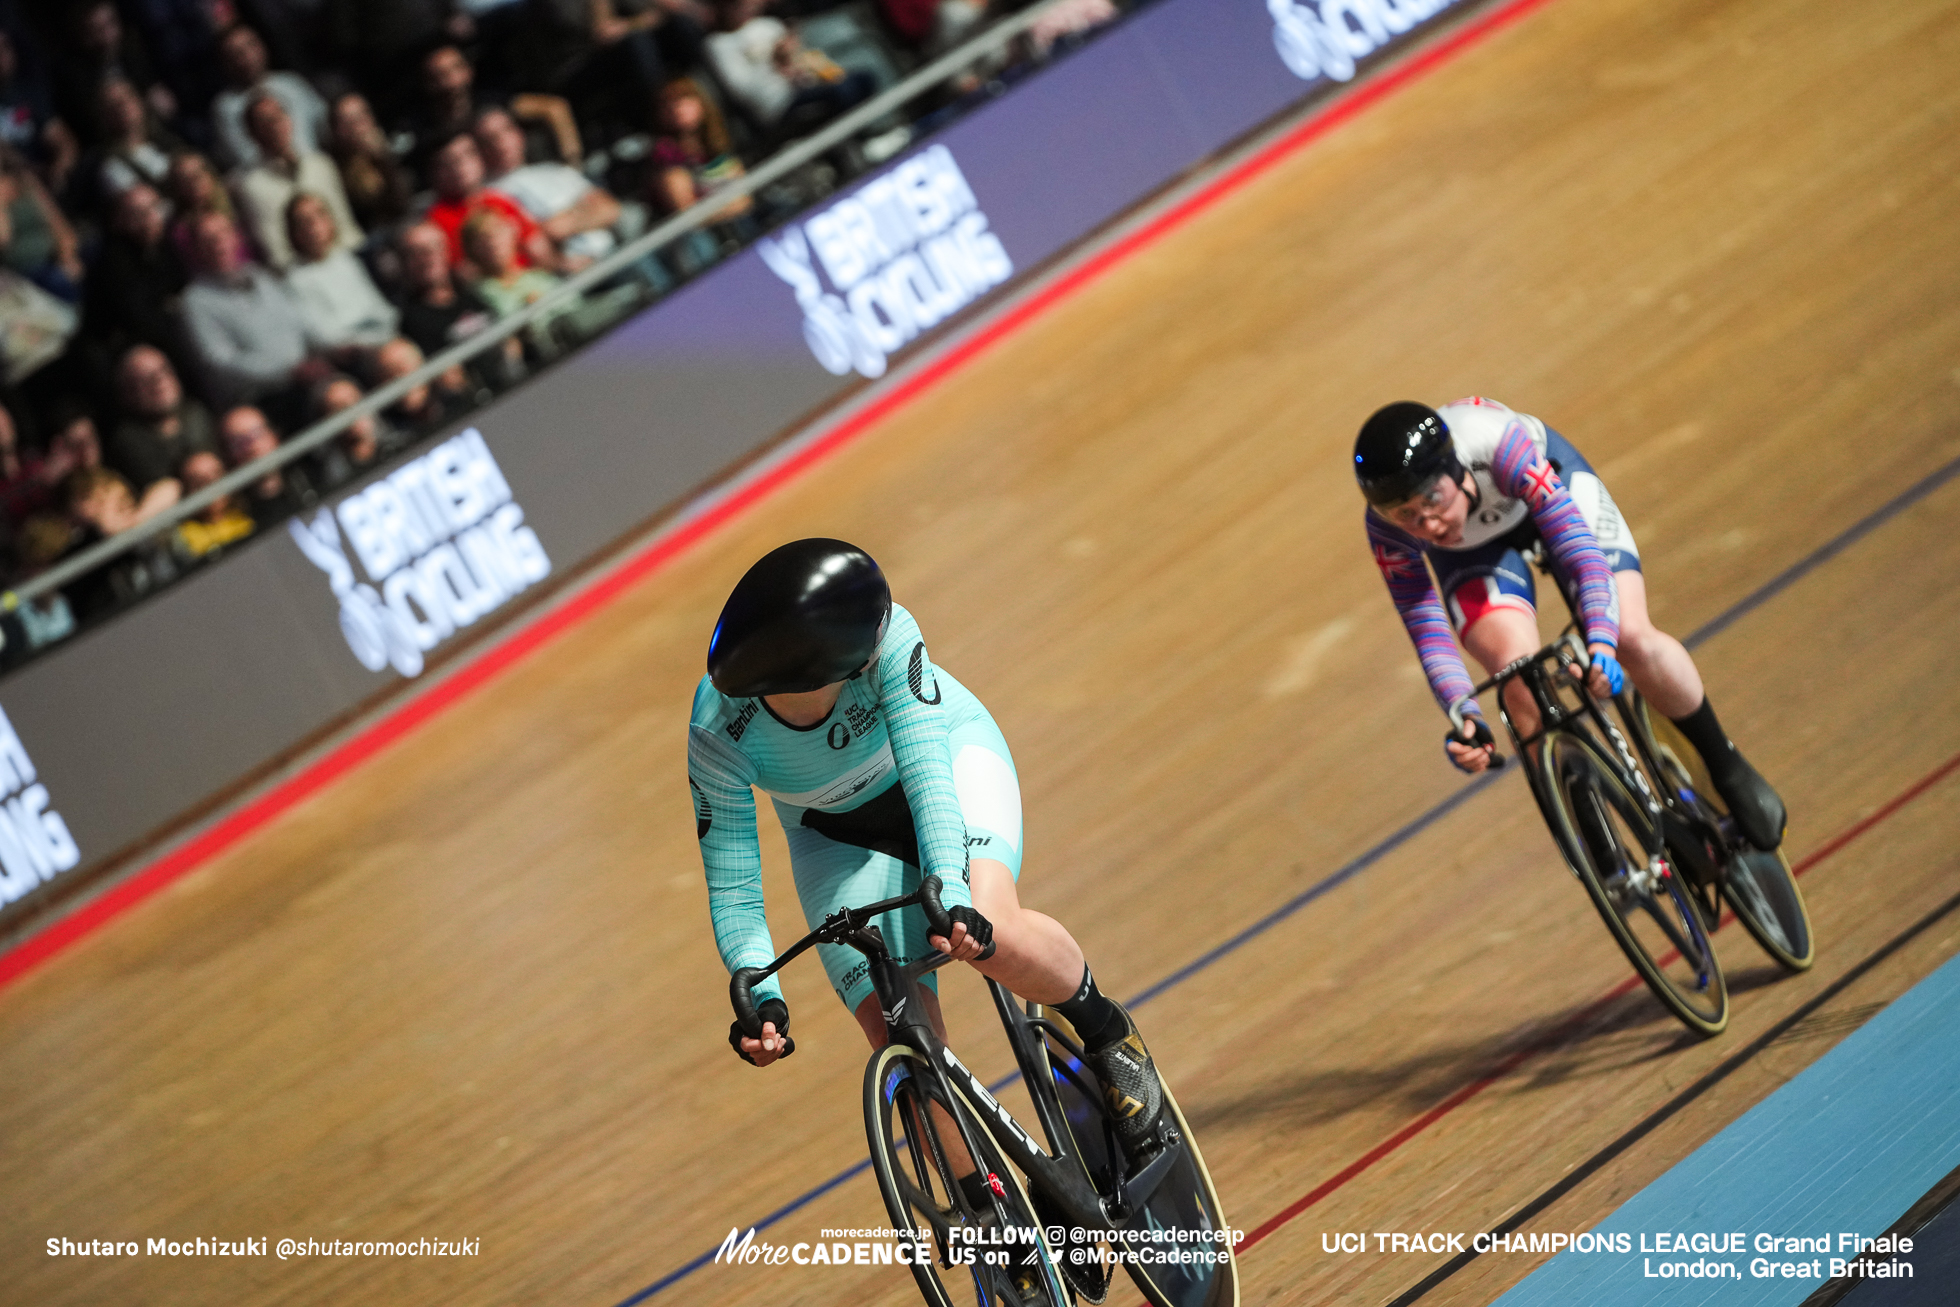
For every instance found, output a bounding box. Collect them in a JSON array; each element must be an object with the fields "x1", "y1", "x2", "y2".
[{"x1": 1590, "y1": 650, "x2": 1625, "y2": 695}]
